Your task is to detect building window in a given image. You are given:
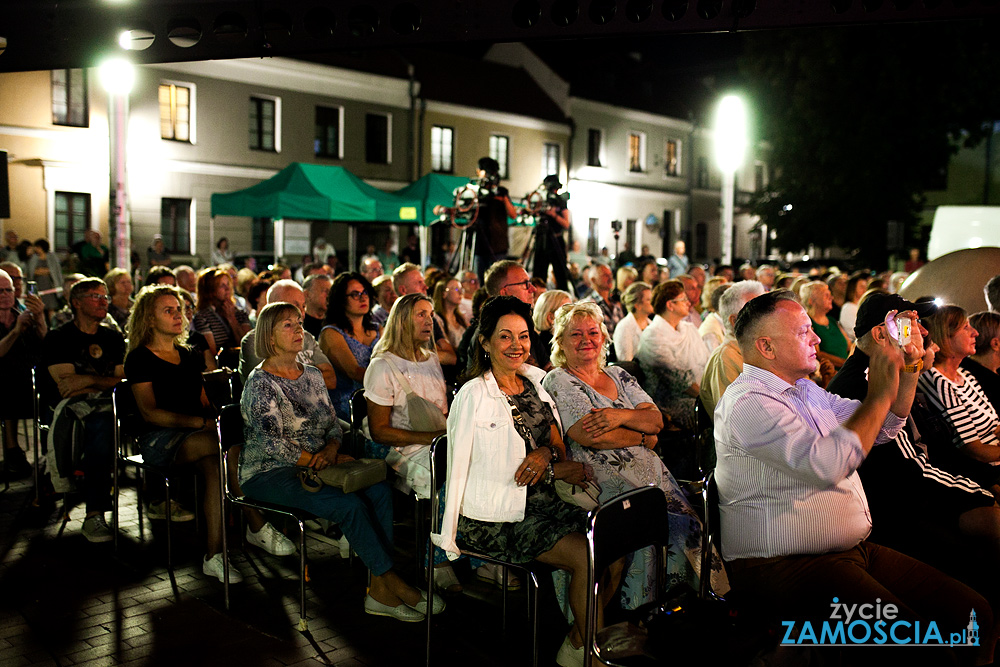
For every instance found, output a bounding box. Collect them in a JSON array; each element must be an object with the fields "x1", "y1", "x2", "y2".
[
  {"x1": 543, "y1": 143, "x2": 560, "y2": 179},
  {"x1": 696, "y1": 157, "x2": 709, "y2": 189},
  {"x1": 489, "y1": 135, "x2": 510, "y2": 179},
  {"x1": 754, "y1": 163, "x2": 766, "y2": 192},
  {"x1": 160, "y1": 198, "x2": 191, "y2": 254},
  {"x1": 54, "y1": 192, "x2": 90, "y2": 252},
  {"x1": 159, "y1": 83, "x2": 191, "y2": 142},
  {"x1": 665, "y1": 140, "x2": 679, "y2": 177},
  {"x1": 431, "y1": 126, "x2": 454, "y2": 173},
  {"x1": 52, "y1": 69, "x2": 88, "y2": 128},
  {"x1": 314, "y1": 106, "x2": 343, "y2": 159},
  {"x1": 252, "y1": 218, "x2": 274, "y2": 253},
  {"x1": 365, "y1": 113, "x2": 391, "y2": 164},
  {"x1": 586, "y1": 129, "x2": 602, "y2": 167},
  {"x1": 628, "y1": 132, "x2": 645, "y2": 173},
  {"x1": 249, "y1": 96, "x2": 278, "y2": 152},
  {"x1": 626, "y1": 219, "x2": 637, "y2": 251},
  {"x1": 587, "y1": 218, "x2": 599, "y2": 257}
]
